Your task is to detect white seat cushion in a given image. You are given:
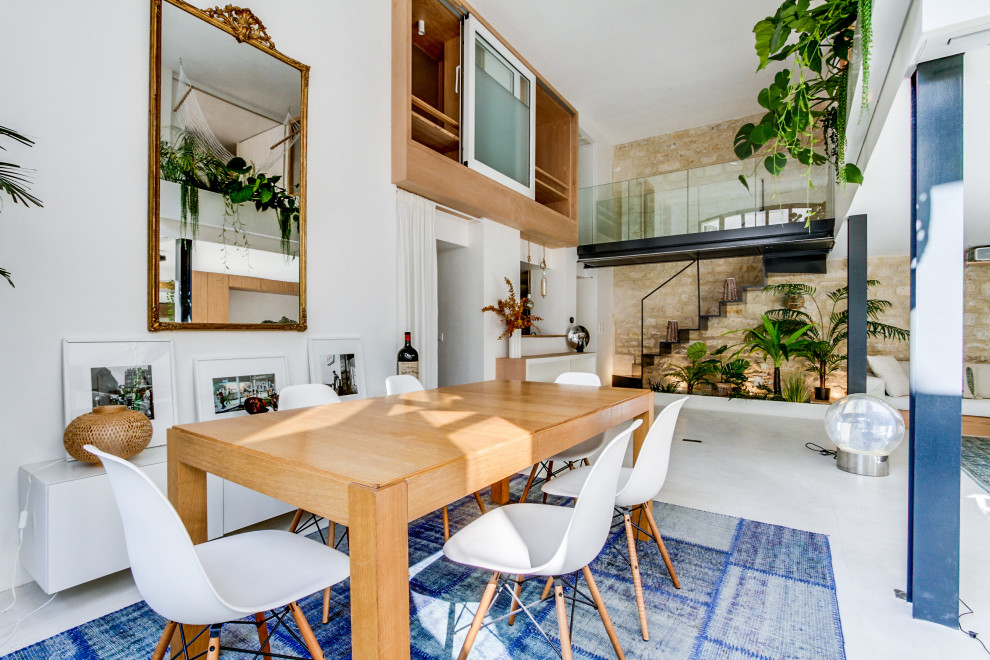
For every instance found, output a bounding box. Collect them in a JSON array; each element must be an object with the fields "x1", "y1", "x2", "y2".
[
  {"x1": 542, "y1": 465, "x2": 634, "y2": 503},
  {"x1": 195, "y1": 530, "x2": 350, "y2": 613},
  {"x1": 443, "y1": 503, "x2": 573, "y2": 575},
  {"x1": 866, "y1": 376, "x2": 886, "y2": 398},
  {"x1": 884, "y1": 396, "x2": 990, "y2": 418},
  {"x1": 868, "y1": 355, "x2": 910, "y2": 397}
]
